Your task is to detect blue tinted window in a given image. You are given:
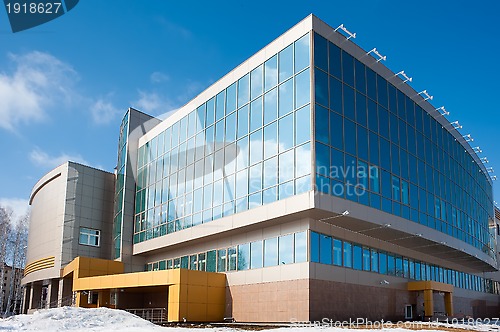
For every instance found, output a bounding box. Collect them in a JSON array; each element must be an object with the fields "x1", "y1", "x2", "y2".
[
  {"x1": 263, "y1": 156, "x2": 277, "y2": 188},
  {"x1": 353, "y1": 245, "x2": 362, "y2": 270},
  {"x1": 389, "y1": 113, "x2": 399, "y2": 143},
  {"x1": 278, "y1": 113, "x2": 293, "y2": 152},
  {"x1": 342, "y1": 51, "x2": 354, "y2": 87},
  {"x1": 397, "y1": 89, "x2": 406, "y2": 120},
  {"x1": 378, "y1": 107, "x2": 389, "y2": 139},
  {"x1": 263, "y1": 122, "x2": 277, "y2": 159},
  {"x1": 225, "y1": 112, "x2": 236, "y2": 142},
  {"x1": 367, "y1": 100, "x2": 378, "y2": 133},
  {"x1": 279, "y1": 78, "x2": 294, "y2": 117},
  {"x1": 238, "y1": 74, "x2": 250, "y2": 107},
  {"x1": 316, "y1": 105, "x2": 329, "y2": 144},
  {"x1": 344, "y1": 154, "x2": 356, "y2": 185},
  {"x1": 264, "y1": 237, "x2": 278, "y2": 267},
  {"x1": 310, "y1": 231, "x2": 320, "y2": 263},
  {"x1": 381, "y1": 170, "x2": 392, "y2": 199},
  {"x1": 226, "y1": 83, "x2": 237, "y2": 114},
  {"x1": 343, "y1": 85, "x2": 355, "y2": 121},
  {"x1": 329, "y1": 42, "x2": 341, "y2": 79},
  {"x1": 329, "y1": 77, "x2": 342, "y2": 114},
  {"x1": 249, "y1": 163, "x2": 262, "y2": 193},
  {"x1": 238, "y1": 243, "x2": 250, "y2": 270},
  {"x1": 250, "y1": 241, "x2": 263, "y2": 269},
  {"x1": 295, "y1": 33, "x2": 310, "y2": 73},
  {"x1": 236, "y1": 136, "x2": 249, "y2": 171},
  {"x1": 395, "y1": 256, "x2": 403, "y2": 277},
  {"x1": 380, "y1": 138, "x2": 390, "y2": 171},
  {"x1": 264, "y1": 55, "x2": 278, "y2": 91},
  {"x1": 388, "y1": 84, "x2": 397, "y2": 115},
  {"x1": 330, "y1": 111, "x2": 343, "y2": 150},
  {"x1": 251, "y1": 65, "x2": 263, "y2": 100},
  {"x1": 315, "y1": 68, "x2": 329, "y2": 107},
  {"x1": 279, "y1": 150, "x2": 294, "y2": 183},
  {"x1": 295, "y1": 232, "x2": 307, "y2": 263},
  {"x1": 215, "y1": 94, "x2": 225, "y2": 124},
  {"x1": 406, "y1": 96, "x2": 415, "y2": 124},
  {"x1": 366, "y1": 68, "x2": 377, "y2": 101},
  {"x1": 237, "y1": 105, "x2": 249, "y2": 139},
  {"x1": 344, "y1": 119, "x2": 356, "y2": 156},
  {"x1": 196, "y1": 105, "x2": 206, "y2": 131},
  {"x1": 320, "y1": 234, "x2": 333, "y2": 264},
  {"x1": 391, "y1": 144, "x2": 400, "y2": 175},
  {"x1": 354, "y1": 60, "x2": 366, "y2": 94},
  {"x1": 316, "y1": 142, "x2": 329, "y2": 176},
  {"x1": 249, "y1": 130, "x2": 263, "y2": 166},
  {"x1": 387, "y1": 254, "x2": 395, "y2": 275},
  {"x1": 206, "y1": 98, "x2": 215, "y2": 127},
  {"x1": 295, "y1": 69, "x2": 310, "y2": 108},
  {"x1": 357, "y1": 126, "x2": 368, "y2": 162},
  {"x1": 377, "y1": 75, "x2": 388, "y2": 108},
  {"x1": 400, "y1": 150, "x2": 409, "y2": 180},
  {"x1": 401, "y1": 180, "x2": 409, "y2": 204},
  {"x1": 279, "y1": 234, "x2": 294, "y2": 264},
  {"x1": 333, "y1": 239, "x2": 342, "y2": 266},
  {"x1": 235, "y1": 168, "x2": 248, "y2": 198},
  {"x1": 392, "y1": 175, "x2": 400, "y2": 201},
  {"x1": 343, "y1": 242, "x2": 352, "y2": 268},
  {"x1": 369, "y1": 165, "x2": 380, "y2": 193},
  {"x1": 316, "y1": 174, "x2": 330, "y2": 194},
  {"x1": 314, "y1": 33, "x2": 328, "y2": 71},
  {"x1": 279, "y1": 45, "x2": 293, "y2": 83},
  {"x1": 371, "y1": 249, "x2": 378, "y2": 272},
  {"x1": 295, "y1": 174, "x2": 310, "y2": 194},
  {"x1": 355, "y1": 92, "x2": 367, "y2": 127},
  {"x1": 250, "y1": 97, "x2": 263, "y2": 132},
  {"x1": 264, "y1": 88, "x2": 277, "y2": 125},
  {"x1": 262, "y1": 186, "x2": 277, "y2": 204},
  {"x1": 295, "y1": 105, "x2": 310, "y2": 145},
  {"x1": 379, "y1": 252, "x2": 387, "y2": 274},
  {"x1": 369, "y1": 132, "x2": 379, "y2": 166},
  {"x1": 331, "y1": 148, "x2": 344, "y2": 181}
]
